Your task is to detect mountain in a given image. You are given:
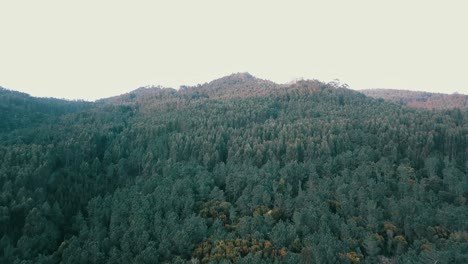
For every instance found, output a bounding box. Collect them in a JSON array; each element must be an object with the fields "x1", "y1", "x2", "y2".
[
  {"x1": 178, "y1": 72, "x2": 281, "y2": 99},
  {"x1": 1, "y1": 75, "x2": 467, "y2": 263},
  {"x1": 361, "y1": 88, "x2": 468, "y2": 110}
]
